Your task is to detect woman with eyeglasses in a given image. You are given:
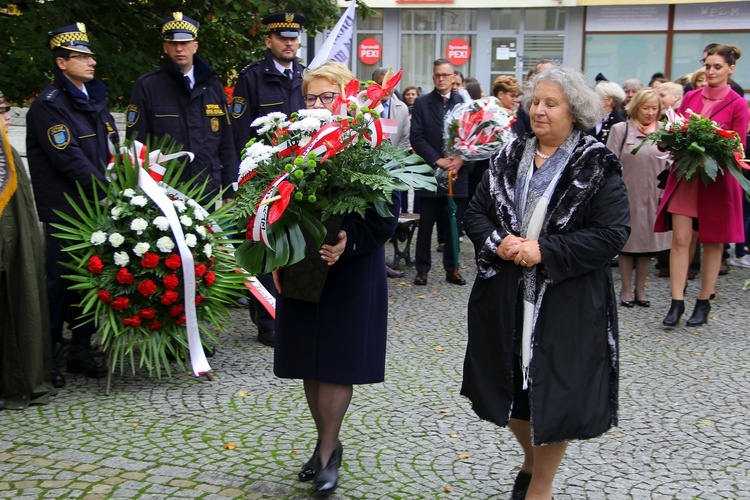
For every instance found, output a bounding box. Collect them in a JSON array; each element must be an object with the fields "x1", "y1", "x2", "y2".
[{"x1": 271, "y1": 61, "x2": 398, "y2": 495}]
